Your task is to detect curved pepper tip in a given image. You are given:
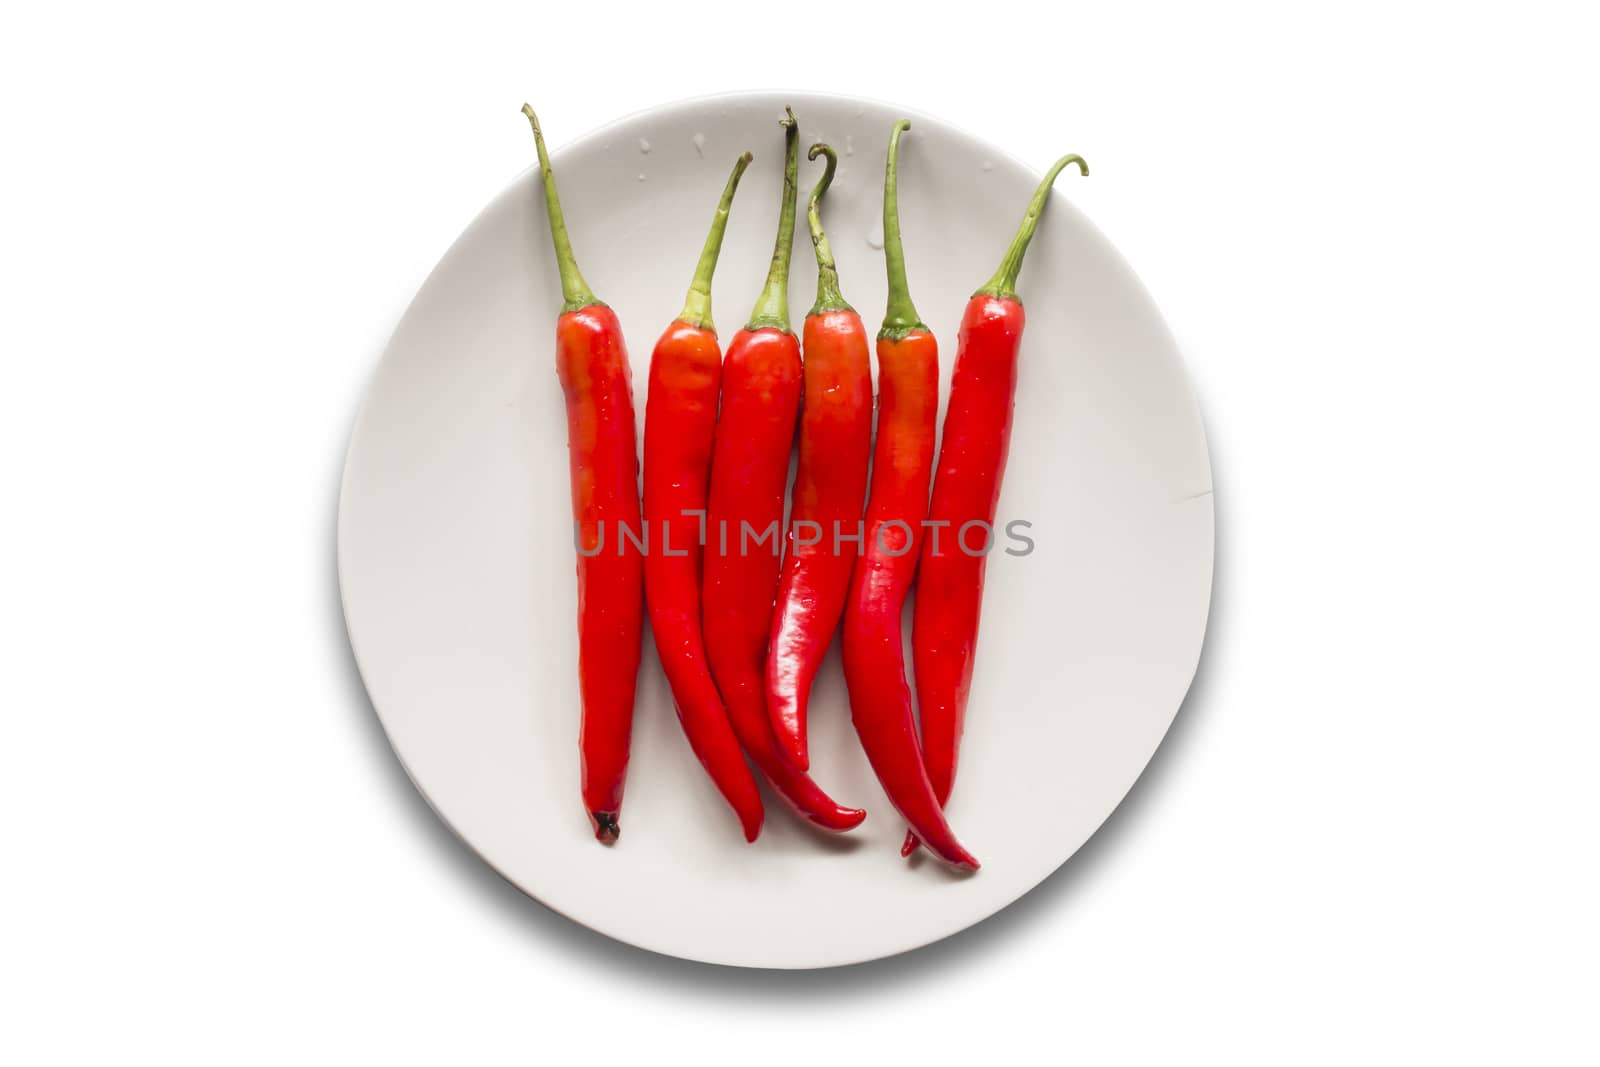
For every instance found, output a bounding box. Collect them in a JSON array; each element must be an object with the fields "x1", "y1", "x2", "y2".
[
  {"x1": 901, "y1": 829, "x2": 979, "y2": 871},
  {"x1": 590, "y1": 811, "x2": 620, "y2": 844},
  {"x1": 822, "y1": 806, "x2": 867, "y2": 833}
]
